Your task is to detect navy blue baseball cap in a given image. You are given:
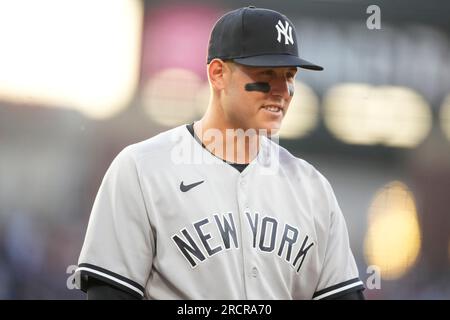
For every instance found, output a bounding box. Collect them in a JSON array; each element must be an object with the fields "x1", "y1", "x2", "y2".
[{"x1": 207, "y1": 6, "x2": 323, "y2": 71}]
